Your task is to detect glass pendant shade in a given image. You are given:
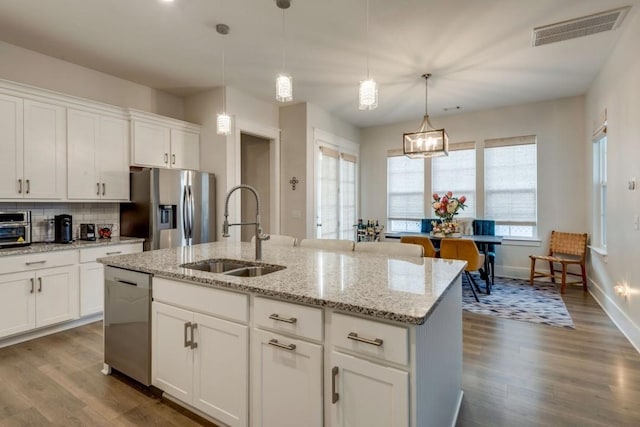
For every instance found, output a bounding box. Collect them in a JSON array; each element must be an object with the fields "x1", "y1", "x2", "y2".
[
  {"x1": 358, "y1": 78, "x2": 378, "y2": 110},
  {"x1": 403, "y1": 115, "x2": 449, "y2": 158},
  {"x1": 216, "y1": 113, "x2": 231, "y2": 136},
  {"x1": 276, "y1": 73, "x2": 293, "y2": 102}
]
